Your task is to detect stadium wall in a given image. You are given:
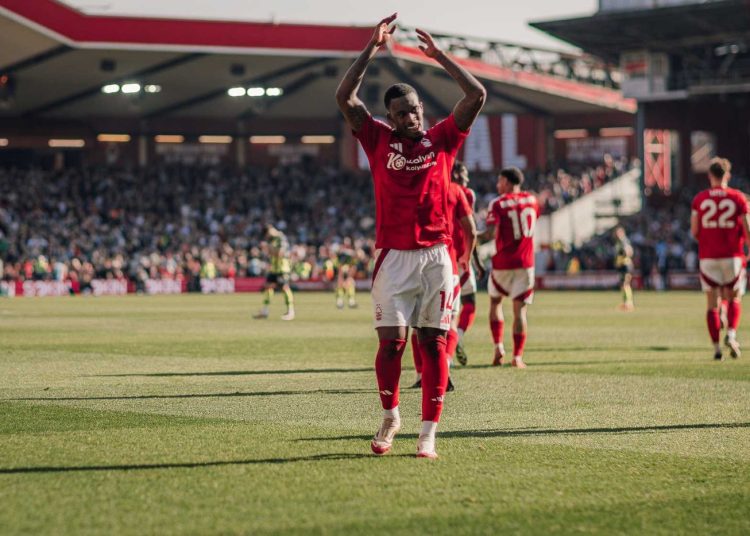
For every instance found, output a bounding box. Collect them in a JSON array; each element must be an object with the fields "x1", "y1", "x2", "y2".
[{"x1": 1, "y1": 272, "x2": 704, "y2": 298}]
